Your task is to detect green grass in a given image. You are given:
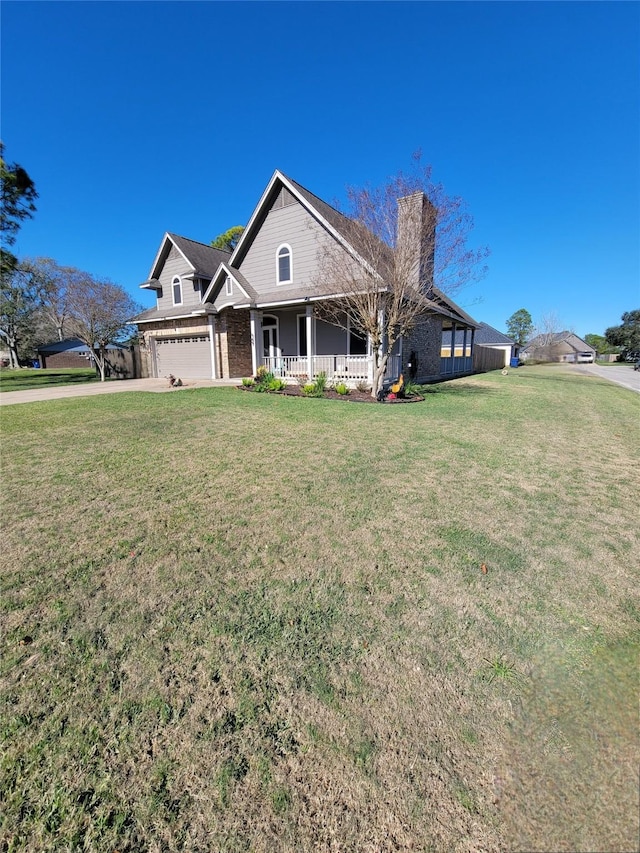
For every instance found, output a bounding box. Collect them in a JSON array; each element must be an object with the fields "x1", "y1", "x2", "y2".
[
  {"x1": 0, "y1": 367, "x2": 98, "y2": 392},
  {"x1": 1, "y1": 364, "x2": 638, "y2": 852}
]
